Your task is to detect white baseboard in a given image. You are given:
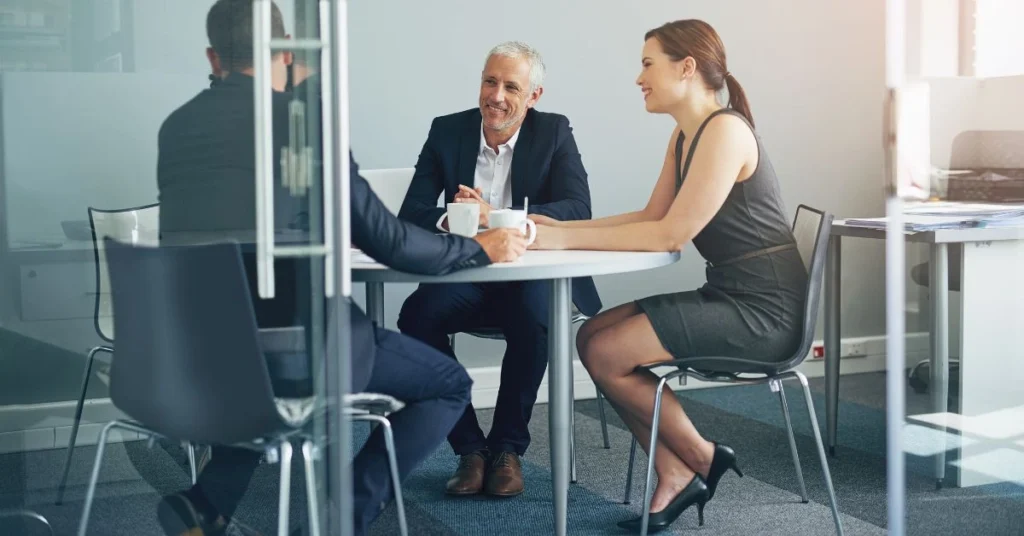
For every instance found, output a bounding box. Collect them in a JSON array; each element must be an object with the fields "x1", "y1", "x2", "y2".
[{"x1": 0, "y1": 332, "x2": 931, "y2": 453}]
